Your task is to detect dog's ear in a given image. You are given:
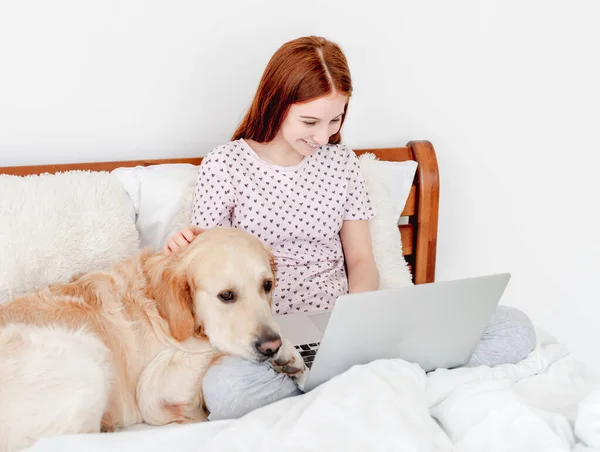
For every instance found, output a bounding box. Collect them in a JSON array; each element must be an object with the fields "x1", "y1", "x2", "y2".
[
  {"x1": 262, "y1": 242, "x2": 277, "y2": 276},
  {"x1": 269, "y1": 252, "x2": 277, "y2": 276},
  {"x1": 261, "y1": 244, "x2": 277, "y2": 306},
  {"x1": 153, "y1": 263, "x2": 196, "y2": 342}
]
